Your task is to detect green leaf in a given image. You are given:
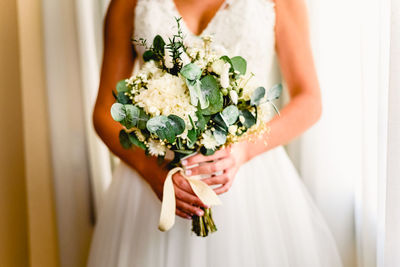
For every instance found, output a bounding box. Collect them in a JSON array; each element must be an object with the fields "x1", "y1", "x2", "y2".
[
  {"x1": 200, "y1": 75, "x2": 224, "y2": 115},
  {"x1": 119, "y1": 130, "x2": 131, "y2": 149},
  {"x1": 220, "y1": 55, "x2": 233, "y2": 68},
  {"x1": 111, "y1": 103, "x2": 126, "y2": 122},
  {"x1": 180, "y1": 63, "x2": 202, "y2": 81},
  {"x1": 117, "y1": 91, "x2": 130, "y2": 104},
  {"x1": 200, "y1": 146, "x2": 215, "y2": 156},
  {"x1": 266, "y1": 84, "x2": 283, "y2": 101},
  {"x1": 143, "y1": 50, "x2": 155, "y2": 62},
  {"x1": 221, "y1": 105, "x2": 239, "y2": 125},
  {"x1": 187, "y1": 129, "x2": 197, "y2": 147},
  {"x1": 124, "y1": 105, "x2": 148, "y2": 129},
  {"x1": 128, "y1": 132, "x2": 146, "y2": 149},
  {"x1": 213, "y1": 113, "x2": 229, "y2": 130},
  {"x1": 239, "y1": 109, "x2": 256, "y2": 128},
  {"x1": 230, "y1": 56, "x2": 247, "y2": 75},
  {"x1": 195, "y1": 111, "x2": 208, "y2": 132},
  {"x1": 186, "y1": 79, "x2": 208, "y2": 108},
  {"x1": 153, "y1": 35, "x2": 165, "y2": 55},
  {"x1": 146, "y1": 115, "x2": 186, "y2": 143},
  {"x1": 213, "y1": 129, "x2": 227, "y2": 145},
  {"x1": 174, "y1": 149, "x2": 195, "y2": 155},
  {"x1": 250, "y1": 86, "x2": 266, "y2": 106},
  {"x1": 168, "y1": 114, "x2": 186, "y2": 136},
  {"x1": 116, "y1": 80, "x2": 129, "y2": 93}
]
